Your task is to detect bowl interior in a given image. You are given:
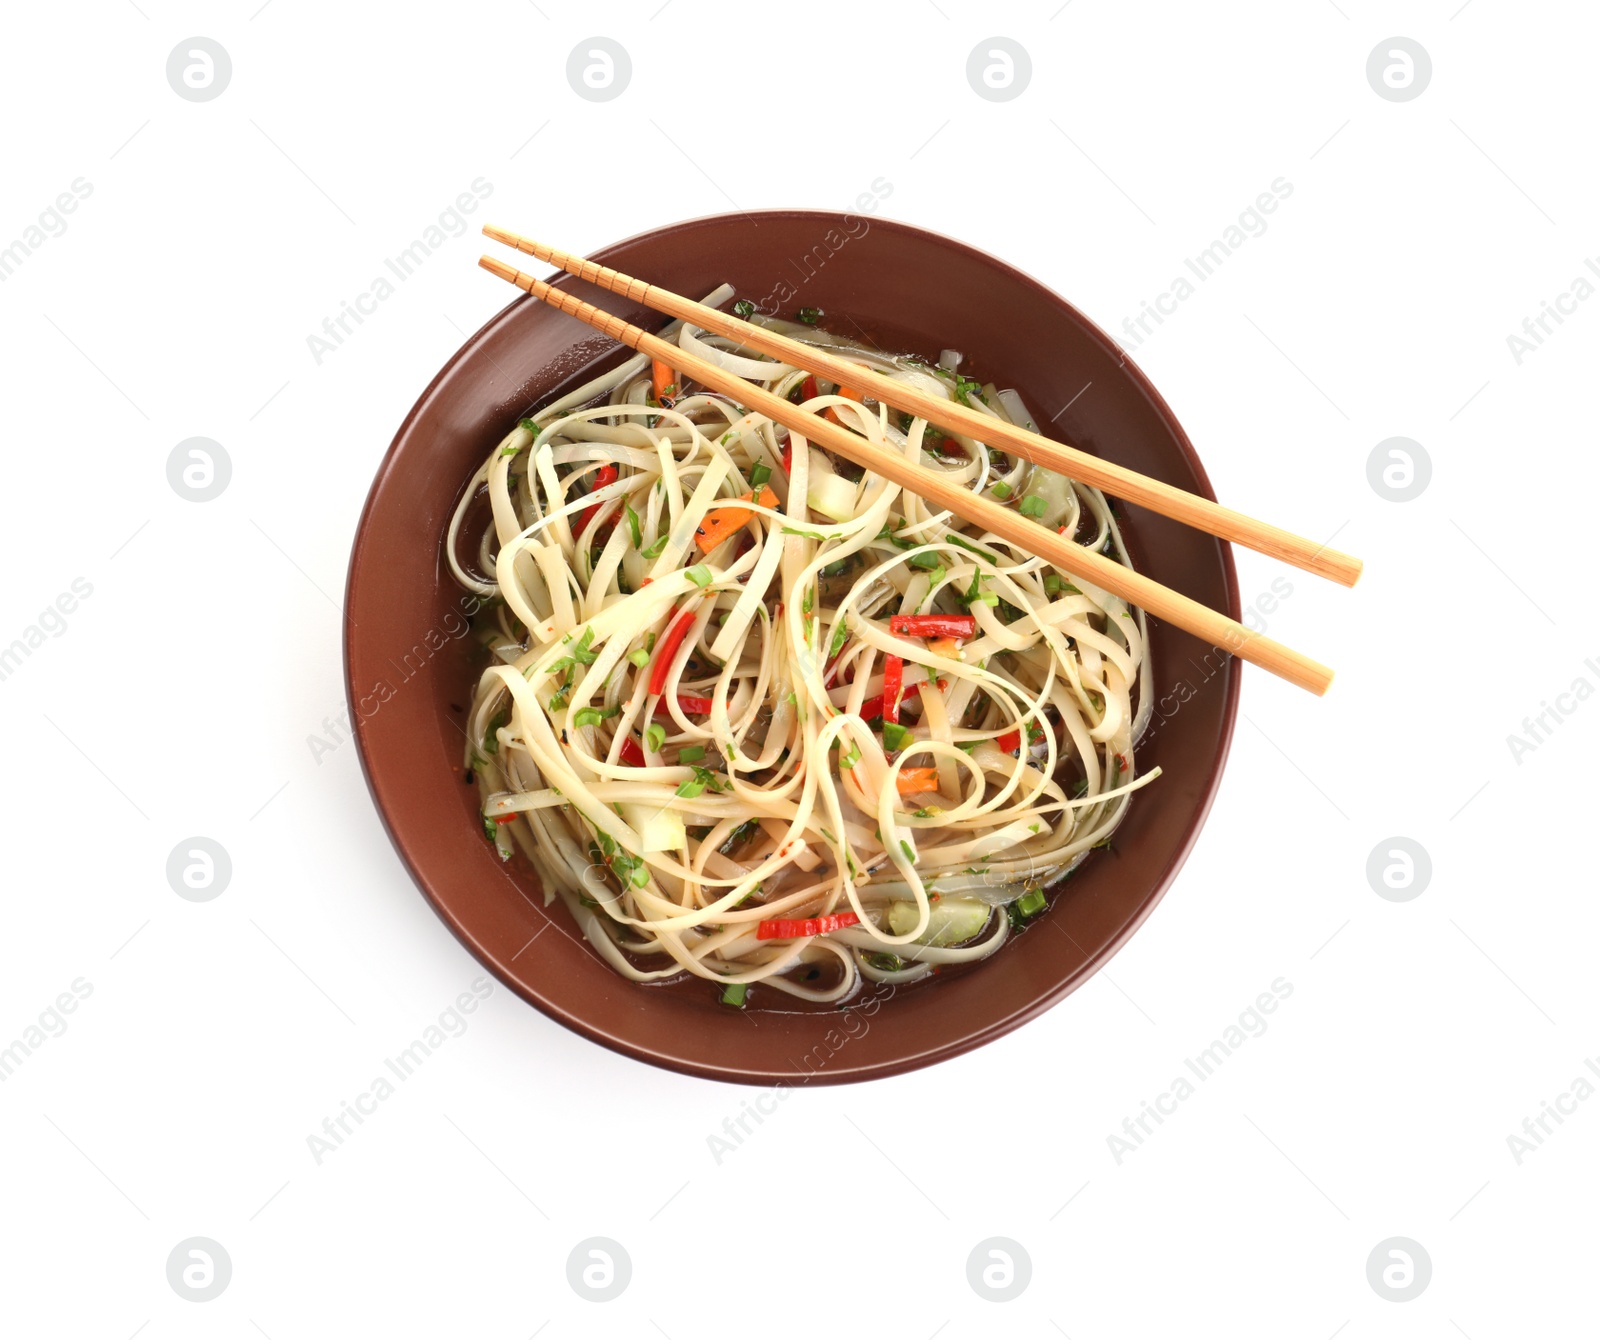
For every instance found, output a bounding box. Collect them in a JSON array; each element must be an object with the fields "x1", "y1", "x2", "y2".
[{"x1": 345, "y1": 210, "x2": 1239, "y2": 1085}]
